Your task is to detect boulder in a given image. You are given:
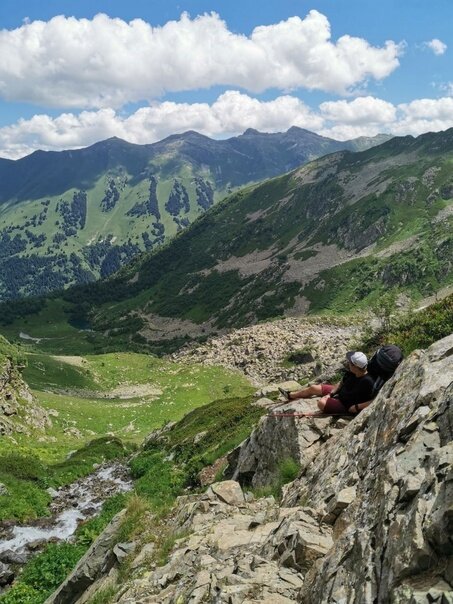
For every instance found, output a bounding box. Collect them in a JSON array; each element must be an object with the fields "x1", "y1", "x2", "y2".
[
  {"x1": 263, "y1": 509, "x2": 333, "y2": 572},
  {"x1": 113, "y1": 542, "x2": 135, "y2": 564},
  {"x1": 225, "y1": 400, "x2": 350, "y2": 487},
  {"x1": 209, "y1": 481, "x2": 245, "y2": 506},
  {"x1": 0, "y1": 562, "x2": 14, "y2": 586},
  {"x1": 0, "y1": 549, "x2": 28, "y2": 565}
]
